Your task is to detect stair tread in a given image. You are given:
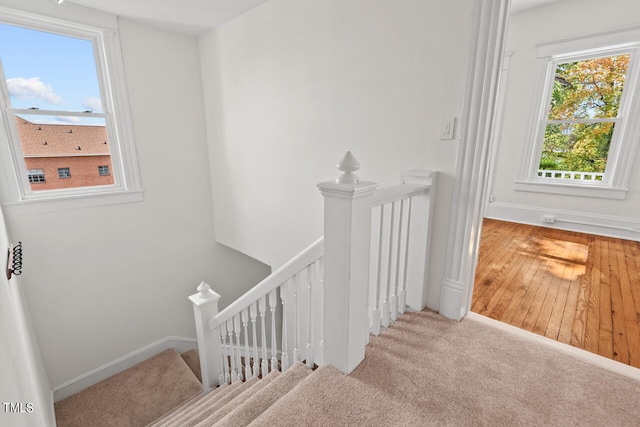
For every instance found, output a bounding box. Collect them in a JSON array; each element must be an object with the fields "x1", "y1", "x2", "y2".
[
  {"x1": 149, "y1": 379, "x2": 240, "y2": 427},
  {"x1": 55, "y1": 349, "x2": 202, "y2": 427},
  {"x1": 248, "y1": 365, "x2": 425, "y2": 426},
  {"x1": 193, "y1": 369, "x2": 282, "y2": 425},
  {"x1": 211, "y1": 363, "x2": 311, "y2": 427},
  {"x1": 175, "y1": 376, "x2": 260, "y2": 427}
]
